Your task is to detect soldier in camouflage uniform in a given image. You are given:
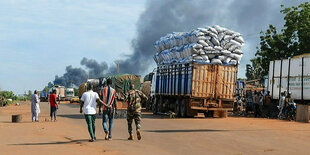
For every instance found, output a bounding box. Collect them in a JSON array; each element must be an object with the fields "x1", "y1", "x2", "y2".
[{"x1": 126, "y1": 84, "x2": 148, "y2": 140}]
